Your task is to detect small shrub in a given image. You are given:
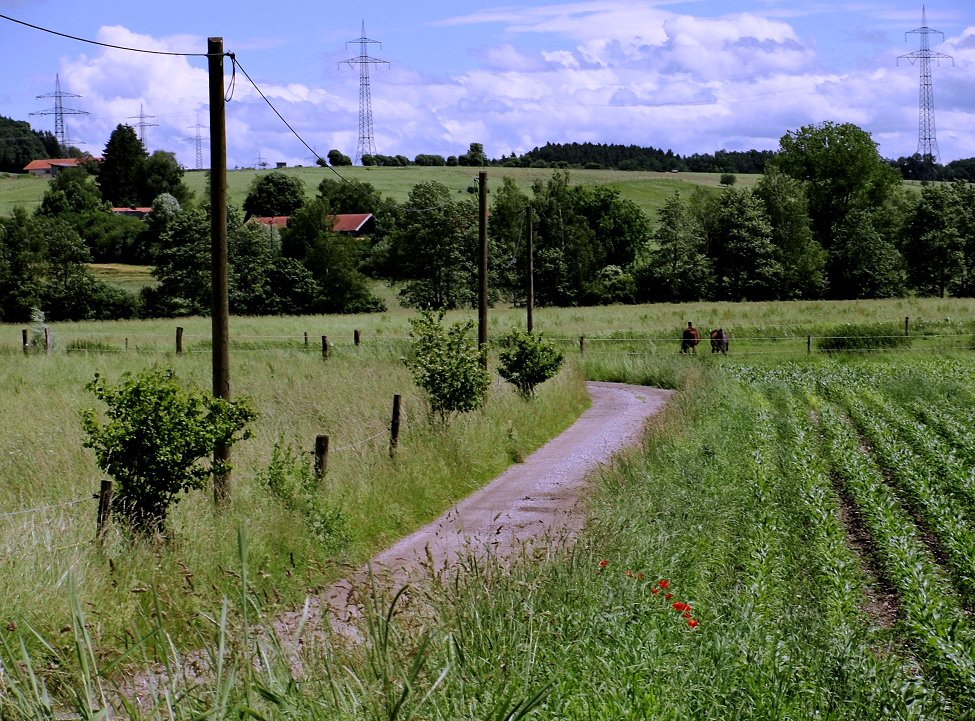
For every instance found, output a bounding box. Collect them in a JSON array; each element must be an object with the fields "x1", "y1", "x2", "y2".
[
  {"x1": 257, "y1": 440, "x2": 350, "y2": 552},
  {"x1": 497, "y1": 329, "x2": 565, "y2": 399},
  {"x1": 403, "y1": 309, "x2": 490, "y2": 421},
  {"x1": 815, "y1": 324, "x2": 913, "y2": 353},
  {"x1": 80, "y1": 368, "x2": 256, "y2": 535}
]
